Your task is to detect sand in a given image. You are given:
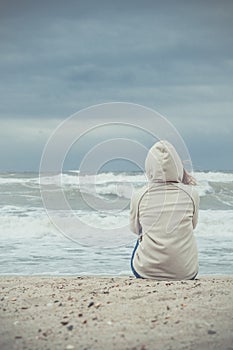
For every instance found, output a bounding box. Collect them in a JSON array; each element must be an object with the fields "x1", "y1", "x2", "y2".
[{"x1": 0, "y1": 276, "x2": 232, "y2": 350}]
